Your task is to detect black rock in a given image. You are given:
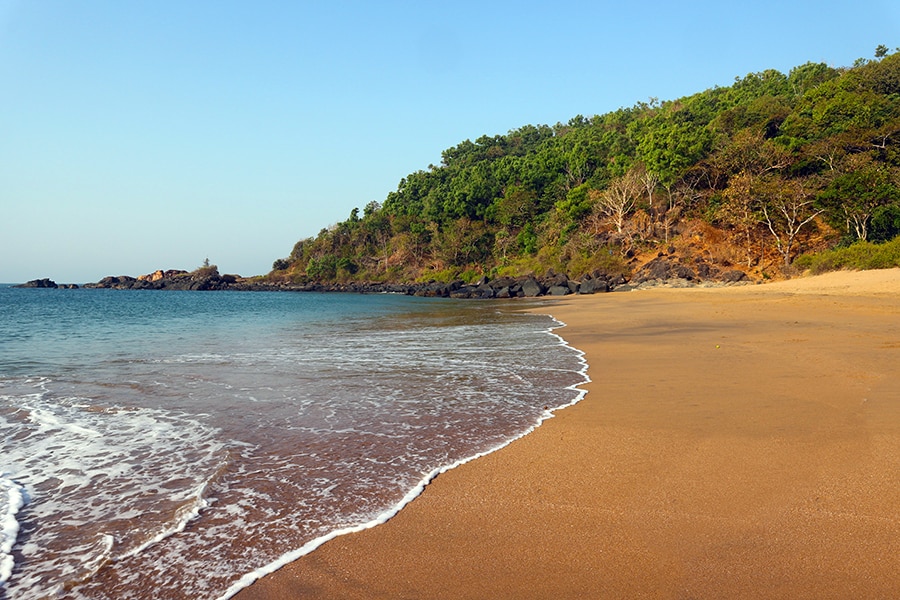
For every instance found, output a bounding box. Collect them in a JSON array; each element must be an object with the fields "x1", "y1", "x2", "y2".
[
  {"x1": 521, "y1": 277, "x2": 545, "y2": 297},
  {"x1": 578, "y1": 278, "x2": 609, "y2": 294},
  {"x1": 450, "y1": 286, "x2": 475, "y2": 299},
  {"x1": 473, "y1": 284, "x2": 495, "y2": 299},
  {"x1": 542, "y1": 271, "x2": 569, "y2": 288},
  {"x1": 84, "y1": 276, "x2": 139, "y2": 289},
  {"x1": 487, "y1": 276, "x2": 518, "y2": 290},
  {"x1": 16, "y1": 278, "x2": 58, "y2": 288},
  {"x1": 721, "y1": 269, "x2": 749, "y2": 283},
  {"x1": 632, "y1": 257, "x2": 697, "y2": 284}
]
